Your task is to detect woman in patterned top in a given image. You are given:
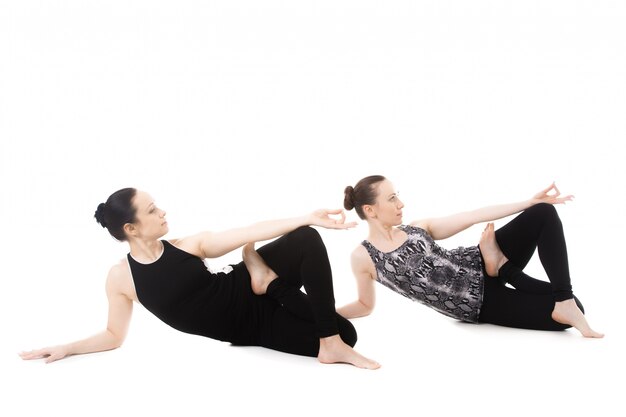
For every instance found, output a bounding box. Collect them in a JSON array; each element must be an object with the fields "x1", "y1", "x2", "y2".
[{"x1": 336, "y1": 175, "x2": 603, "y2": 338}]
